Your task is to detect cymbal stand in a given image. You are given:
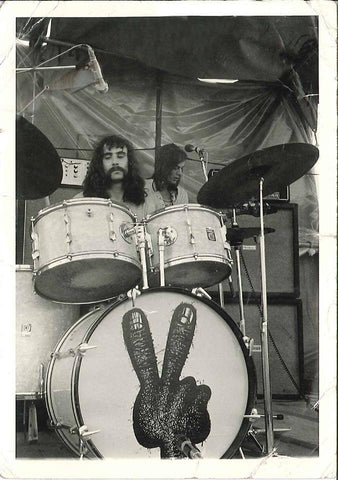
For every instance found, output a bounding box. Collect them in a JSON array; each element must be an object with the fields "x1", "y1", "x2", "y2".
[
  {"x1": 257, "y1": 175, "x2": 275, "y2": 455},
  {"x1": 231, "y1": 208, "x2": 247, "y2": 338}
]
